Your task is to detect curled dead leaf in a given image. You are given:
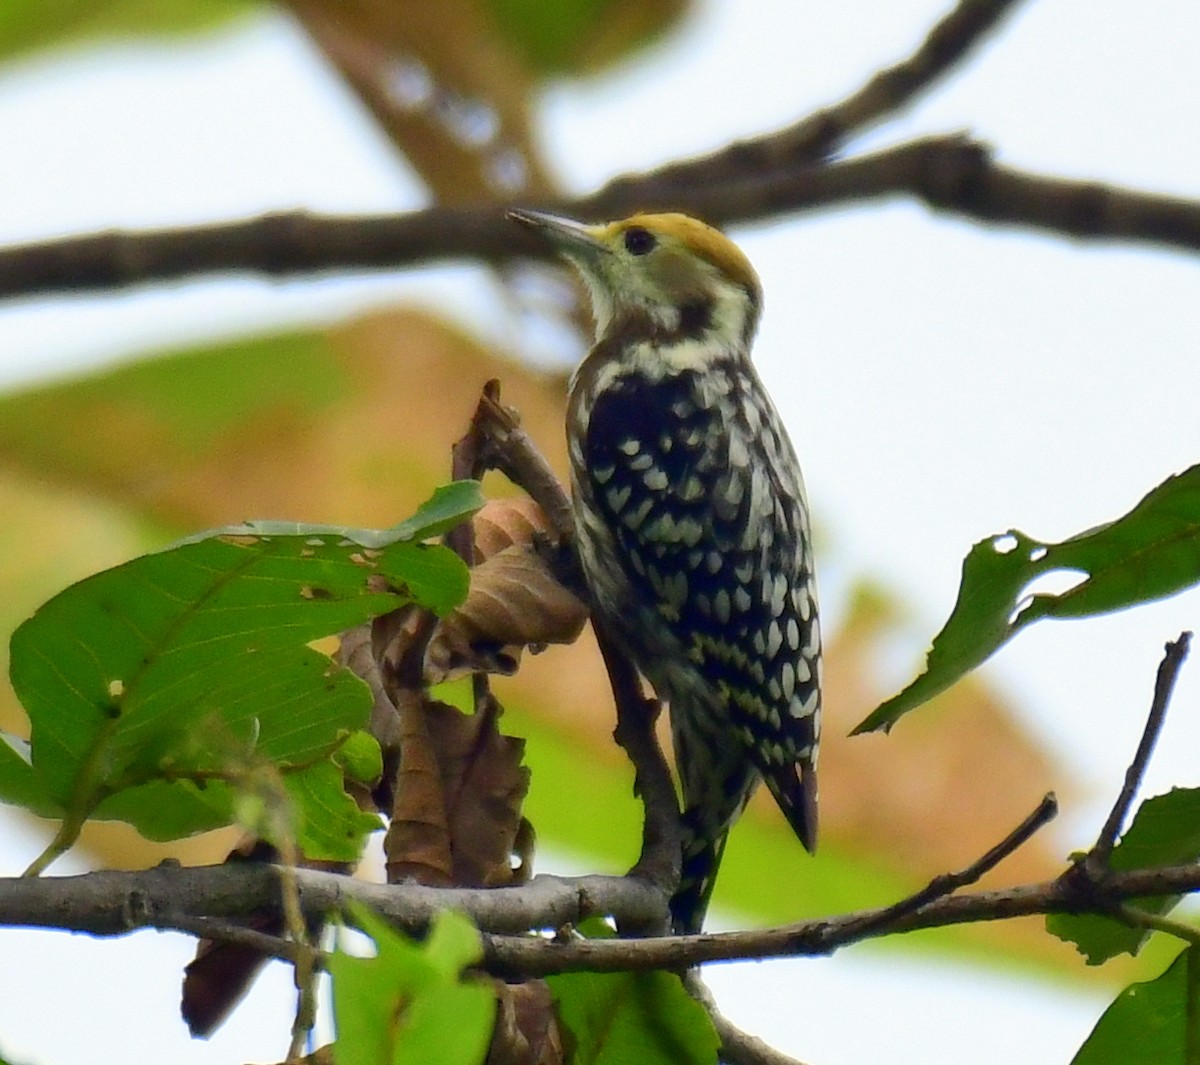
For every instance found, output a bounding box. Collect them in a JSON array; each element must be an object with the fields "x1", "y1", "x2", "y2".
[
  {"x1": 473, "y1": 497, "x2": 557, "y2": 559},
  {"x1": 386, "y1": 690, "x2": 456, "y2": 886},
  {"x1": 426, "y1": 544, "x2": 588, "y2": 682}
]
